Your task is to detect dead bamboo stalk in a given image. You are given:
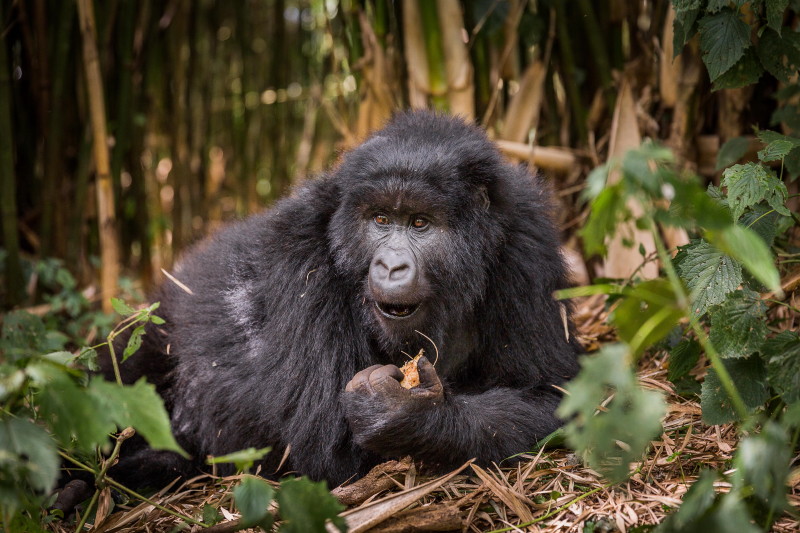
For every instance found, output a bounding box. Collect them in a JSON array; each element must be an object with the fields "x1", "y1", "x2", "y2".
[{"x1": 76, "y1": 0, "x2": 120, "y2": 313}]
